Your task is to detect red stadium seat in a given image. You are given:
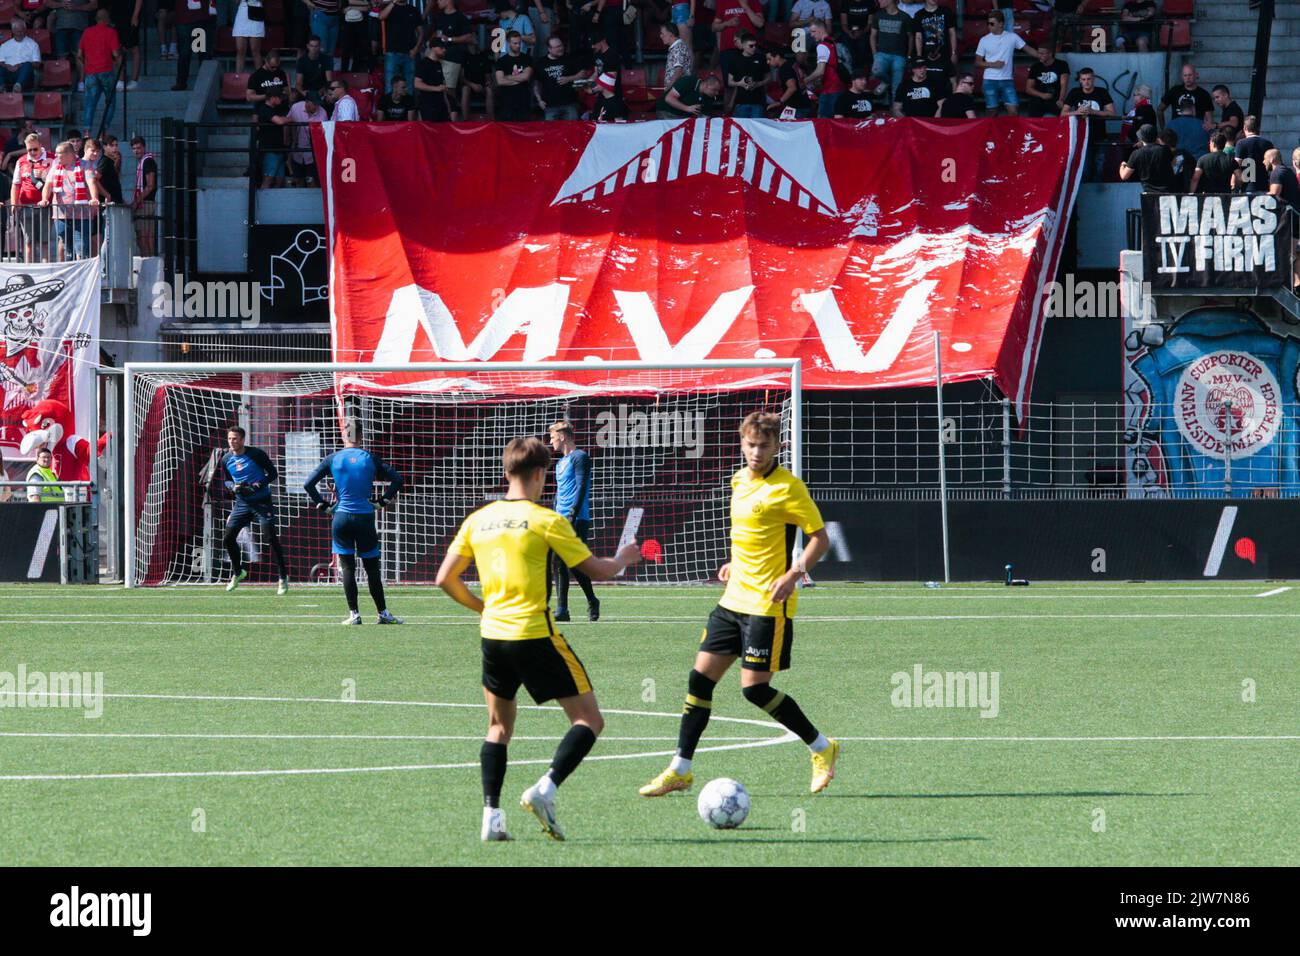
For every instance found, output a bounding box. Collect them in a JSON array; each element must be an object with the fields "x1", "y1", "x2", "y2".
[
  {"x1": 1160, "y1": 19, "x2": 1192, "y2": 50},
  {"x1": 0, "y1": 92, "x2": 23, "y2": 121},
  {"x1": 264, "y1": 25, "x2": 285, "y2": 50},
  {"x1": 1161, "y1": 0, "x2": 1193, "y2": 13},
  {"x1": 217, "y1": 26, "x2": 236, "y2": 55},
  {"x1": 39, "y1": 58, "x2": 72, "y2": 89},
  {"x1": 339, "y1": 72, "x2": 374, "y2": 92},
  {"x1": 964, "y1": 0, "x2": 994, "y2": 16},
  {"x1": 1013, "y1": 65, "x2": 1029, "y2": 93},
  {"x1": 220, "y1": 71, "x2": 251, "y2": 101},
  {"x1": 960, "y1": 19, "x2": 985, "y2": 54},
  {"x1": 31, "y1": 28, "x2": 51, "y2": 56},
  {"x1": 621, "y1": 68, "x2": 657, "y2": 114},
  {"x1": 350, "y1": 88, "x2": 375, "y2": 120},
  {"x1": 31, "y1": 92, "x2": 64, "y2": 121}
]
